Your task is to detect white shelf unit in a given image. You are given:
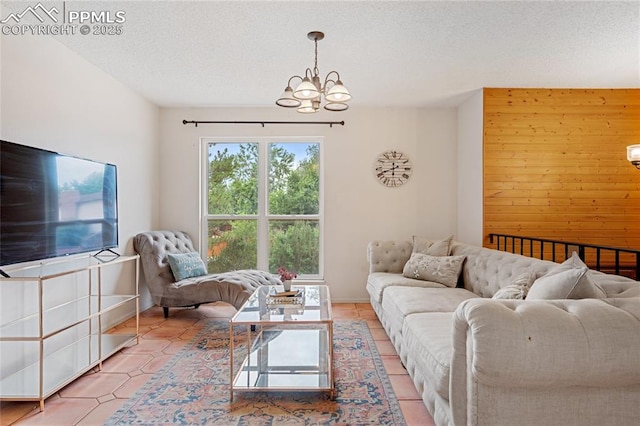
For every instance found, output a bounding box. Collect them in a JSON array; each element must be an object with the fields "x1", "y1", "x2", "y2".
[{"x1": 0, "y1": 254, "x2": 139, "y2": 411}]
